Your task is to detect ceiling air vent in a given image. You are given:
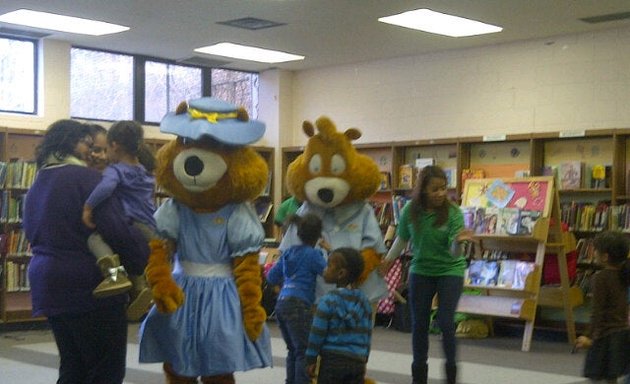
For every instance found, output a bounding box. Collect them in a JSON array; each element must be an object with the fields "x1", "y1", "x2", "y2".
[
  {"x1": 580, "y1": 11, "x2": 630, "y2": 24},
  {"x1": 177, "y1": 56, "x2": 232, "y2": 68},
  {"x1": 216, "y1": 17, "x2": 286, "y2": 30},
  {"x1": 0, "y1": 27, "x2": 51, "y2": 38}
]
